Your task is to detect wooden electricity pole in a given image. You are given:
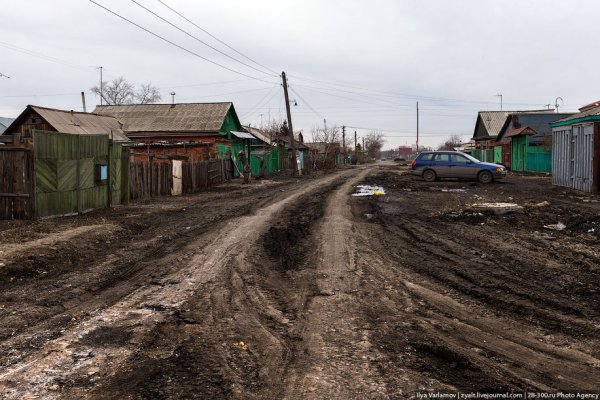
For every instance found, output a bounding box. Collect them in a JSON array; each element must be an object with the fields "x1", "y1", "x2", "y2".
[
  {"x1": 281, "y1": 71, "x2": 298, "y2": 175},
  {"x1": 416, "y1": 101, "x2": 420, "y2": 153},
  {"x1": 354, "y1": 130, "x2": 357, "y2": 165},
  {"x1": 342, "y1": 125, "x2": 346, "y2": 164}
]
